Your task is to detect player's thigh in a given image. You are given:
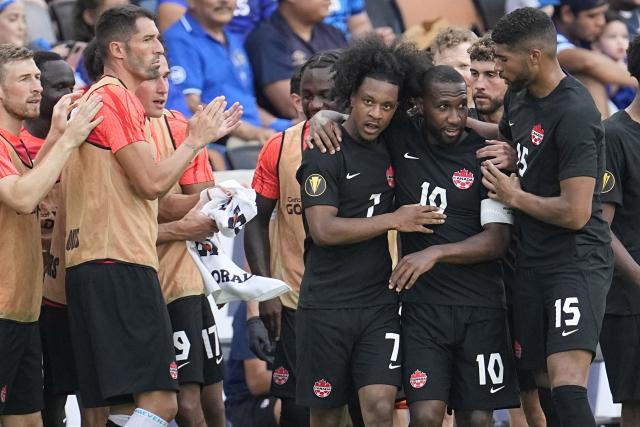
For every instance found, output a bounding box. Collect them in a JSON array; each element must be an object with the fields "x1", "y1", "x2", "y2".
[
  {"x1": 451, "y1": 307, "x2": 520, "y2": 412},
  {"x1": 168, "y1": 295, "x2": 206, "y2": 385},
  {"x1": 351, "y1": 304, "x2": 402, "y2": 391},
  {"x1": 600, "y1": 314, "x2": 640, "y2": 403},
  {"x1": 271, "y1": 307, "x2": 298, "y2": 400},
  {"x1": 401, "y1": 303, "x2": 454, "y2": 405},
  {"x1": 295, "y1": 308, "x2": 353, "y2": 408},
  {"x1": 0, "y1": 321, "x2": 44, "y2": 417}
]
